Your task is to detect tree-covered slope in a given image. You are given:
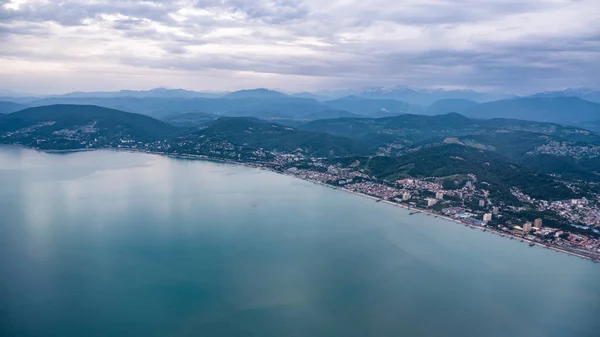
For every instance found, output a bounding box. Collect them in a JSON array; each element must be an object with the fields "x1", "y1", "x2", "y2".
[
  {"x1": 171, "y1": 117, "x2": 365, "y2": 158},
  {"x1": 0, "y1": 104, "x2": 179, "y2": 149},
  {"x1": 349, "y1": 143, "x2": 579, "y2": 203},
  {"x1": 0, "y1": 101, "x2": 27, "y2": 114},
  {"x1": 463, "y1": 97, "x2": 600, "y2": 123}
]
